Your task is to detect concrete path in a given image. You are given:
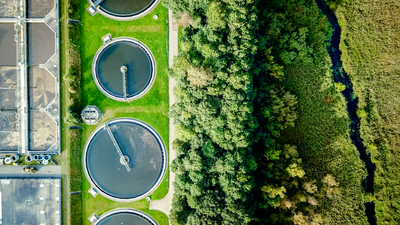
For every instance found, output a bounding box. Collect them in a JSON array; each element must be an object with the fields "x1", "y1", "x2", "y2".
[
  {"x1": 149, "y1": 9, "x2": 178, "y2": 219},
  {"x1": 0, "y1": 165, "x2": 61, "y2": 178}
]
